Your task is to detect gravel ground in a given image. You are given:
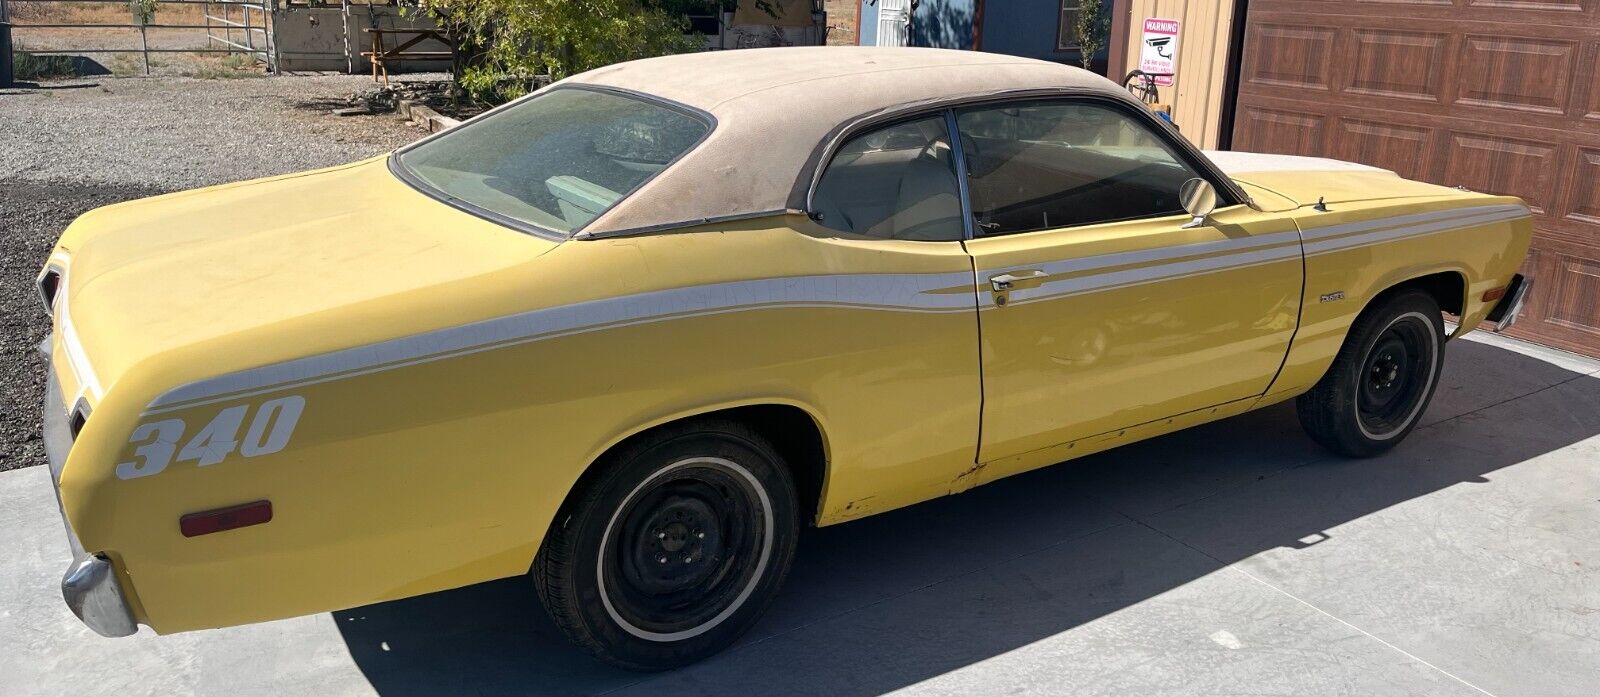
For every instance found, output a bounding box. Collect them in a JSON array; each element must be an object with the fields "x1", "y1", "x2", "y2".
[{"x1": 0, "y1": 75, "x2": 427, "y2": 471}]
